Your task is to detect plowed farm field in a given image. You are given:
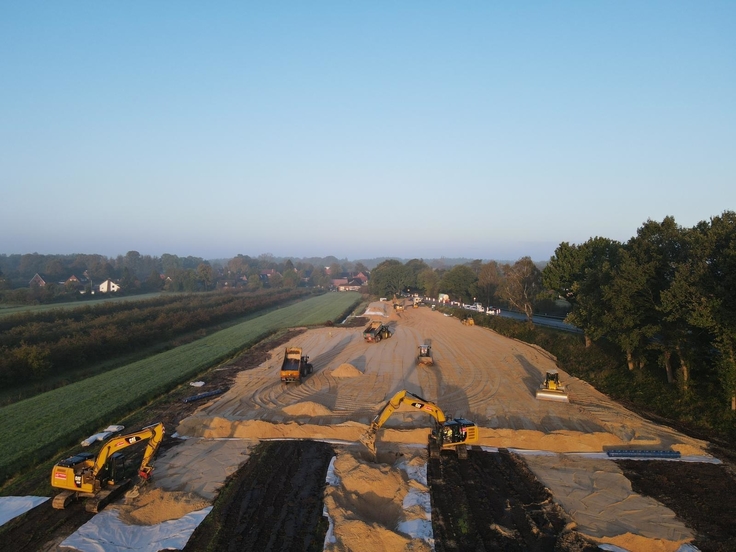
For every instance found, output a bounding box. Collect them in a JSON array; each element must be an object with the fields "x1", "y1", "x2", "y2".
[{"x1": 4, "y1": 302, "x2": 736, "y2": 551}]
